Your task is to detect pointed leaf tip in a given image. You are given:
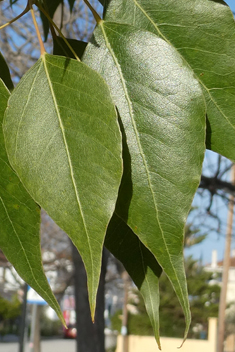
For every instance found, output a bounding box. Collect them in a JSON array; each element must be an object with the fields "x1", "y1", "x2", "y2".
[{"x1": 3, "y1": 54, "x2": 122, "y2": 316}]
